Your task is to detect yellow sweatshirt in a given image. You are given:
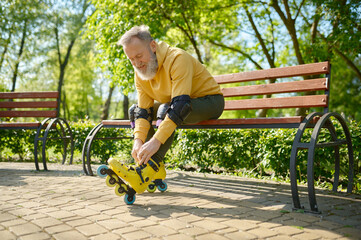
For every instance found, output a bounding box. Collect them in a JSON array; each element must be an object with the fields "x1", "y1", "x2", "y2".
[{"x1": 134, "y1": 41, "x2": 222, "y2": 144}]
